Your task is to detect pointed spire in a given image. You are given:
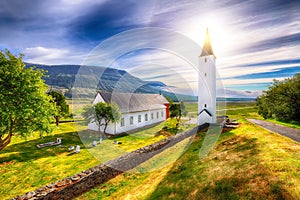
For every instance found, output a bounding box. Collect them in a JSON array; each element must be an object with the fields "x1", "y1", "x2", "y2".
[{"x1": 200, "y1": 28, "x2": 215, "y2": 57}]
